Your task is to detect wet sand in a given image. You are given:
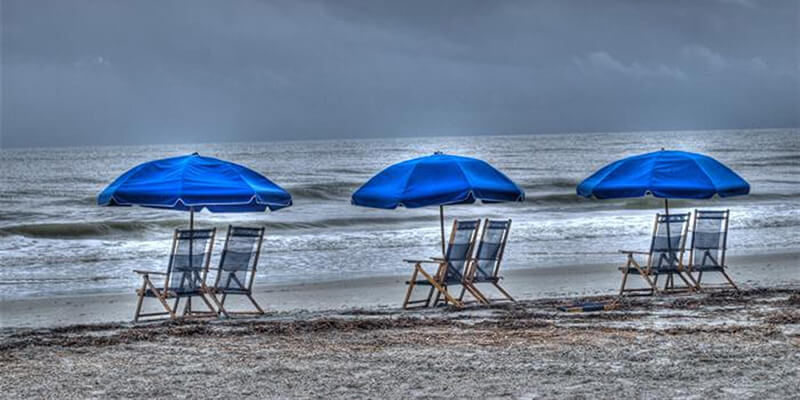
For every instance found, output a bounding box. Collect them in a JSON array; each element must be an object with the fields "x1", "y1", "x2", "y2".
[
  {"x1": 1, "y1": 287, "x2": 799, "y2": 399},
  {"x1": 2, "y1": 251, "x2": 798, "y2": 329}
]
